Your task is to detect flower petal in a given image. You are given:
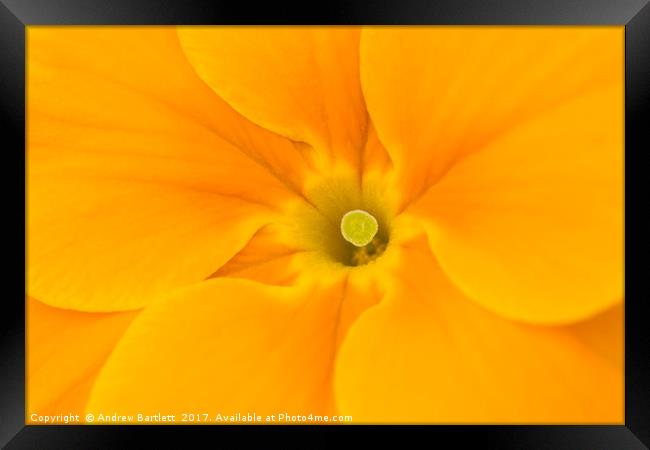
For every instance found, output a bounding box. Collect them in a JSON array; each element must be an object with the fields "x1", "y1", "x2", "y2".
[
  {"x1": 569, "y1": 304, "x2": 623, "y2": 369},
  {"x1": 27, "y1": 297, "x2": 139, "y2": 418},
  {"x1": 177, "y1": 27, "x2": 368, "y2": 173},
  {"x1": 85, "y1": 276, "x2": 381, "y2": 419},
  {"x1": 28, "y1": 28, "x2": 303, "y2": 311},
  {"x1": 208, "y1": 224, "x2": 304, "y2": 286},
  {"x1": 360, "y1": 27, "x2": 622, "y2": 207},
  {"x1": 409, "y1": 87, "x2": 623, "y2": 324},
  {"x1": 362, "y1": 123, "x2": 393, "y2": 180},
  {"x1": 28, "y1": 27, "x2": 314, "y2": 193},
  {"x1": 334, "y1": 242, "x2": 623, "y2": 423}
]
